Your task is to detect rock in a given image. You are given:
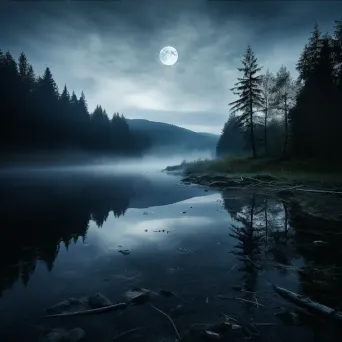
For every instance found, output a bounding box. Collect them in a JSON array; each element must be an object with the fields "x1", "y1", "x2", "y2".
[
  {"x1": 43, "y1": 329, "x2": 67, "y2": 342},
  {"x1": 125, "y1": 287, "x2": 151, "y2": 305},
  {"x1": 182, "y1": 321, "x2": 246, "y2": 342},
  {"x1": 313, "y1": 240, "x2": 328, "y2": 245},
  {"x1": 43, "y1": 328, "x2": 85, "y2": 342},
  {"x1": 46, "y1": 298, "x2": 87, "y2": 314},
  {"x1": 88, "y1": 292, "x2": 112, "y2": 309},
  {"x1": 205, "y1": 330, "x2": 220, "y2": 339},
  {"x1": 47, "y1": 293, "x2": 112, "y2": 314},
  {"x1": 118, "y1": 249, "x2": 130, "y2": 255},
  {"x1": 64, "y1": 328, "x2": 86, "y2": 342},
  {"x1": 158, "y1": 289, "x2": 175, "y2": 297}
]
